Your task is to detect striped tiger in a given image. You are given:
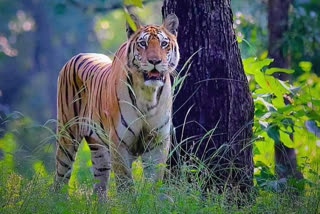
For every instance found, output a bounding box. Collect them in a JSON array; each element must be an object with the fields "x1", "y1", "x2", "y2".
[{"x1": 54, "y1": 14, "x2": 180, "y2": 199}]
